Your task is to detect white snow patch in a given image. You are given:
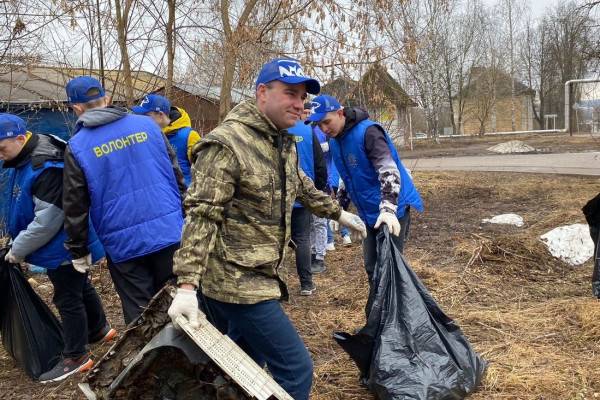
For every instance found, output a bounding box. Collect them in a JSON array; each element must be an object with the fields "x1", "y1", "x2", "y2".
[
  {"x1": 482, "y1": 213, "x2": 525, "y2": 227},
  {"x1": 540, "y1": 224, "x2": 594, "y2": 266},
  {"x1": 487, "y1": 140, "x2": 536, "y2": 154}
]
